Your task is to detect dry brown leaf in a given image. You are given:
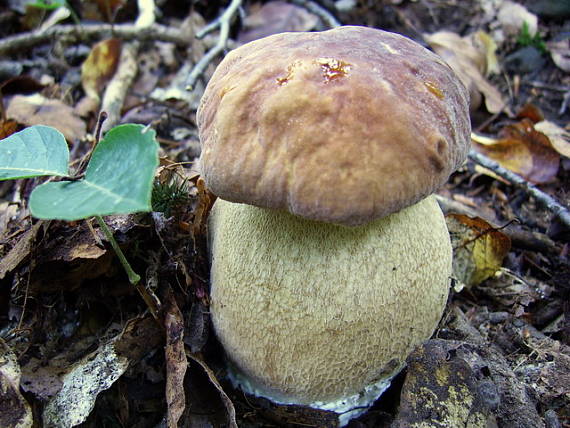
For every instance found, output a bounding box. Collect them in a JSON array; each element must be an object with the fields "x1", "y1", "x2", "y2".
[
  {"x1": 516, "y1": 103, "x2": 544, "y2": 123},
  {"x1": 472, "y1": 119, "x2": 560, "y2": 183},
  {"x1": 164, "y1": 290, "x2": 188, "y2": 428},
  {"x1": 6, "y1": 94, "x2": 86, "y2": 142},
  {"x1": 81, "y1": 38, "x2": 122, "y2": 101},
  {"x1": 0, "y1": 119, "x2": 18, "y2": 139},
  {"x1": 0, "y1": 222, "x2": 43, "y2": 280},
  {"x1": 425, "y1": 31, "x2": 507, "y2": 114},
  {"x1": 447, "y1": 214, "x2": 511, "y2": 288},
  {"x1": 238, "y1": 1, "x2": 318, "y2": 44},
  {"x1": 188, "y1": 353, "x2": 238, "y2": 428}
]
